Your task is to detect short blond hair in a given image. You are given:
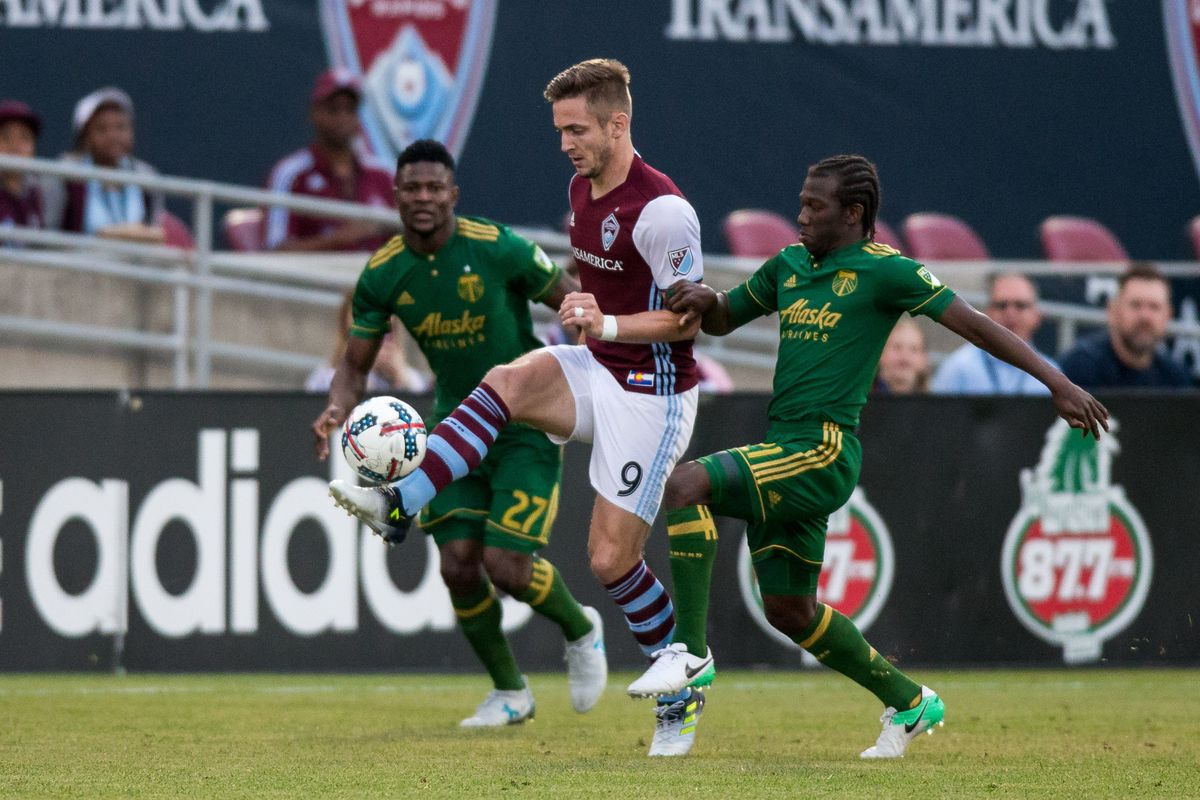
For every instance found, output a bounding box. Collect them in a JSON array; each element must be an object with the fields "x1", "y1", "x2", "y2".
[{"x1": 543, "y1": 58, "x2": 632, "y2": 120}]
